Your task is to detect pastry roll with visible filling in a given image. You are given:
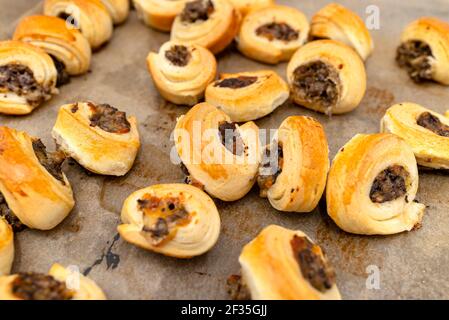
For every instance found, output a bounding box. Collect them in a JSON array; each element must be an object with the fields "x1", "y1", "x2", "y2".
[
  {"x1": 133, "y1": 0, "x2": 188, "y2": 31},
  {"x1": 228, "y1": 225, "x2": 341, "y2": 300},
  {"x1": 205, "y1": 70, "x2": 289, "y2": 122},
  {"x1": 171, "y1": 0, "x2": 240, "y2": 54},
  {"x1": 175, "y1": 103, "x2": 260, "y2": 201},
  {"x1": 0, "y1": 264, "x2": 106, "y2": 300},
  {"x1": 287, "y1": 40, "x2": 366, "y2": 115},
  {"x1": 0, "y1": 219, "x2": 13, "y2": 276},
  {"x1": 229, "y1": 0, "x2": 273, "y2": 17},
  {"x1": 326, "y1": 133, "x2": 425, "y2": 235},
  {"x1": 100, "y1": 0, "x2": 129, "y2": 24},
  {"x1": 147, "y1": 41, "x2": 217, "y2": 106},
  {"x1": 43, "y1": 0, "x2": 113, "y2": 50},
  {"x1": 396, "y1": 17, "x2": 449, "y2": 85},
  {"x1": 0, "y1": 41, "x2": 58, "y2": 115},
  {"x1": 309, "y1": 3, "x2": 374, "y2": 61},
  {"x1": 118, "y1": 184, "x2": 221, "y2": 258},
  {"x1": 237, "y1": 5, "x2": 309, "y2": 64},
  {"x1": 0, "y1": 127, "x2": 74, "y2": 230},
  {"x1": 381, "y1": 103, "x2": 449, "y2": 169},
  {"x1": 52, "y1": 102, "x2": 140, "y2": 176},
  {"x1": 257, "y1": 116, "x2": 329, "y2": 213}
]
